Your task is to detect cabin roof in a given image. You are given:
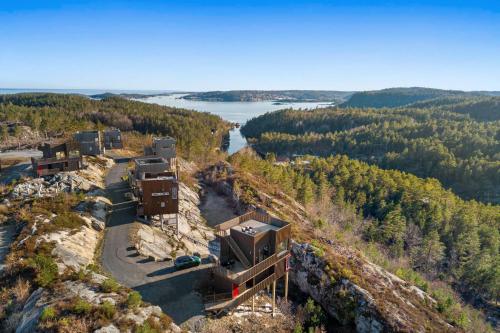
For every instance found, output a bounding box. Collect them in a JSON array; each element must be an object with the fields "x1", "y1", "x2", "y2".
[{"x1": 231, "y1": 219, "x2": 279, "y2": 237}]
